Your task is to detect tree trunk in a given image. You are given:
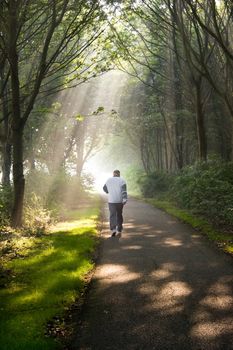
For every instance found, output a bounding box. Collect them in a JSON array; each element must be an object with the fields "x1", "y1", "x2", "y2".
[
  {"x1": 11, "y1": 128, "x2": 25, "y2": 227},
  {"x1": 2, "y1": 143, "x2": 12, "y2": 186},
  {"x1": 140, "y1": 137, "x2": 150, "y2": 174},
  {"x1": 172, "y1": 36, "x2": 184, "y2": 169},
  {"x1": 195, "y1": 81, "x2": 207, "y2": 161},
  {"x1": 76, "y1": 123, "x2": 85, "y2": 178},
  {"x1": 1, "y1": 75, "x2": 11, "y2": 185},
  {"x1": 9, "y1": 1, "x2": 25, "y2": 227},
  {"x1": 76, "y1": 158, "x2": 84, "y2": 178},
  {"x1": 164, "y1": 128, "x2": 169, "y2": 172}
]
